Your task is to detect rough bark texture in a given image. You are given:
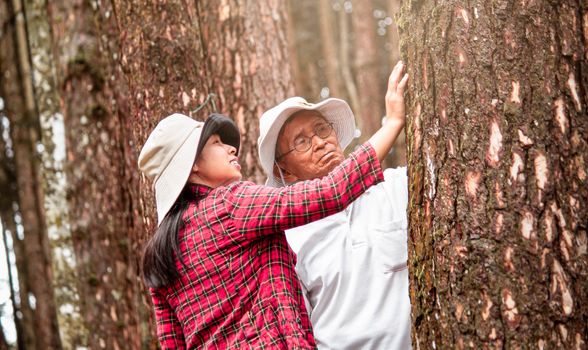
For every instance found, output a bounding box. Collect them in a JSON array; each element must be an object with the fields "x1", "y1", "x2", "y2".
[
  {"x1": 0, "y1": 0, "x2": 62, "y2": 348},
  {"x1": 24, "y1": 0, "x2": 83, "y2": 345},
  {"x1": 93, "y1": 1, "x2": 295, "y2": 346},
  {"x1": 197, "y1": 0, "x2": 295, "y2": 184},
  {"x1": 0, "y1": 5, "x2": 36, "y2": 349},
  {"x1": 109, "y1": 0, "x2": 214, "y2": 245},
  {"x1": 48, "y1": 0, "x2": 145, "y2": 348},
  {"x1": 400, "y1": 0, "x2": 588, "y2": 348},
  {"x1": 110, "y1": 0, "x2": 295, "y2": 230}
]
